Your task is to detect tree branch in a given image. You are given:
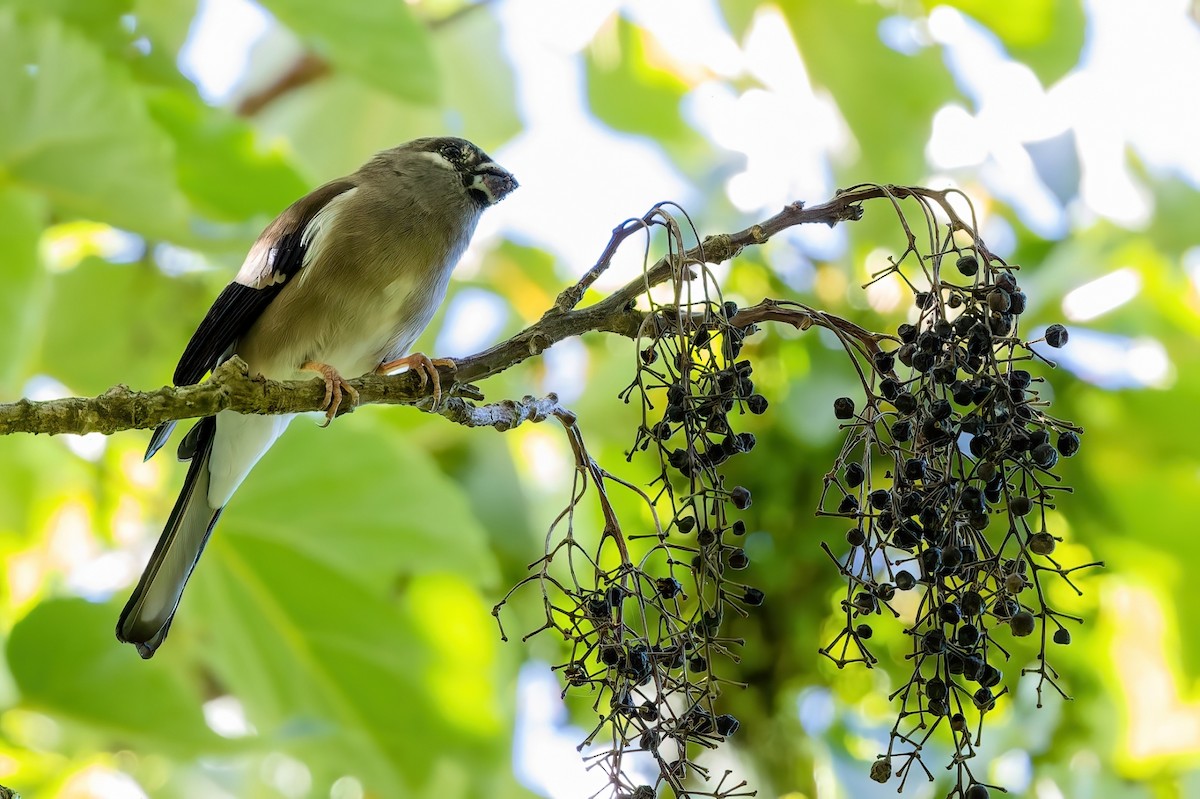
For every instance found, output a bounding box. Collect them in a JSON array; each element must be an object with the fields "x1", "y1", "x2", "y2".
[{"x1": 0, "y1": 186, "x2": 901, "y2": 439}]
